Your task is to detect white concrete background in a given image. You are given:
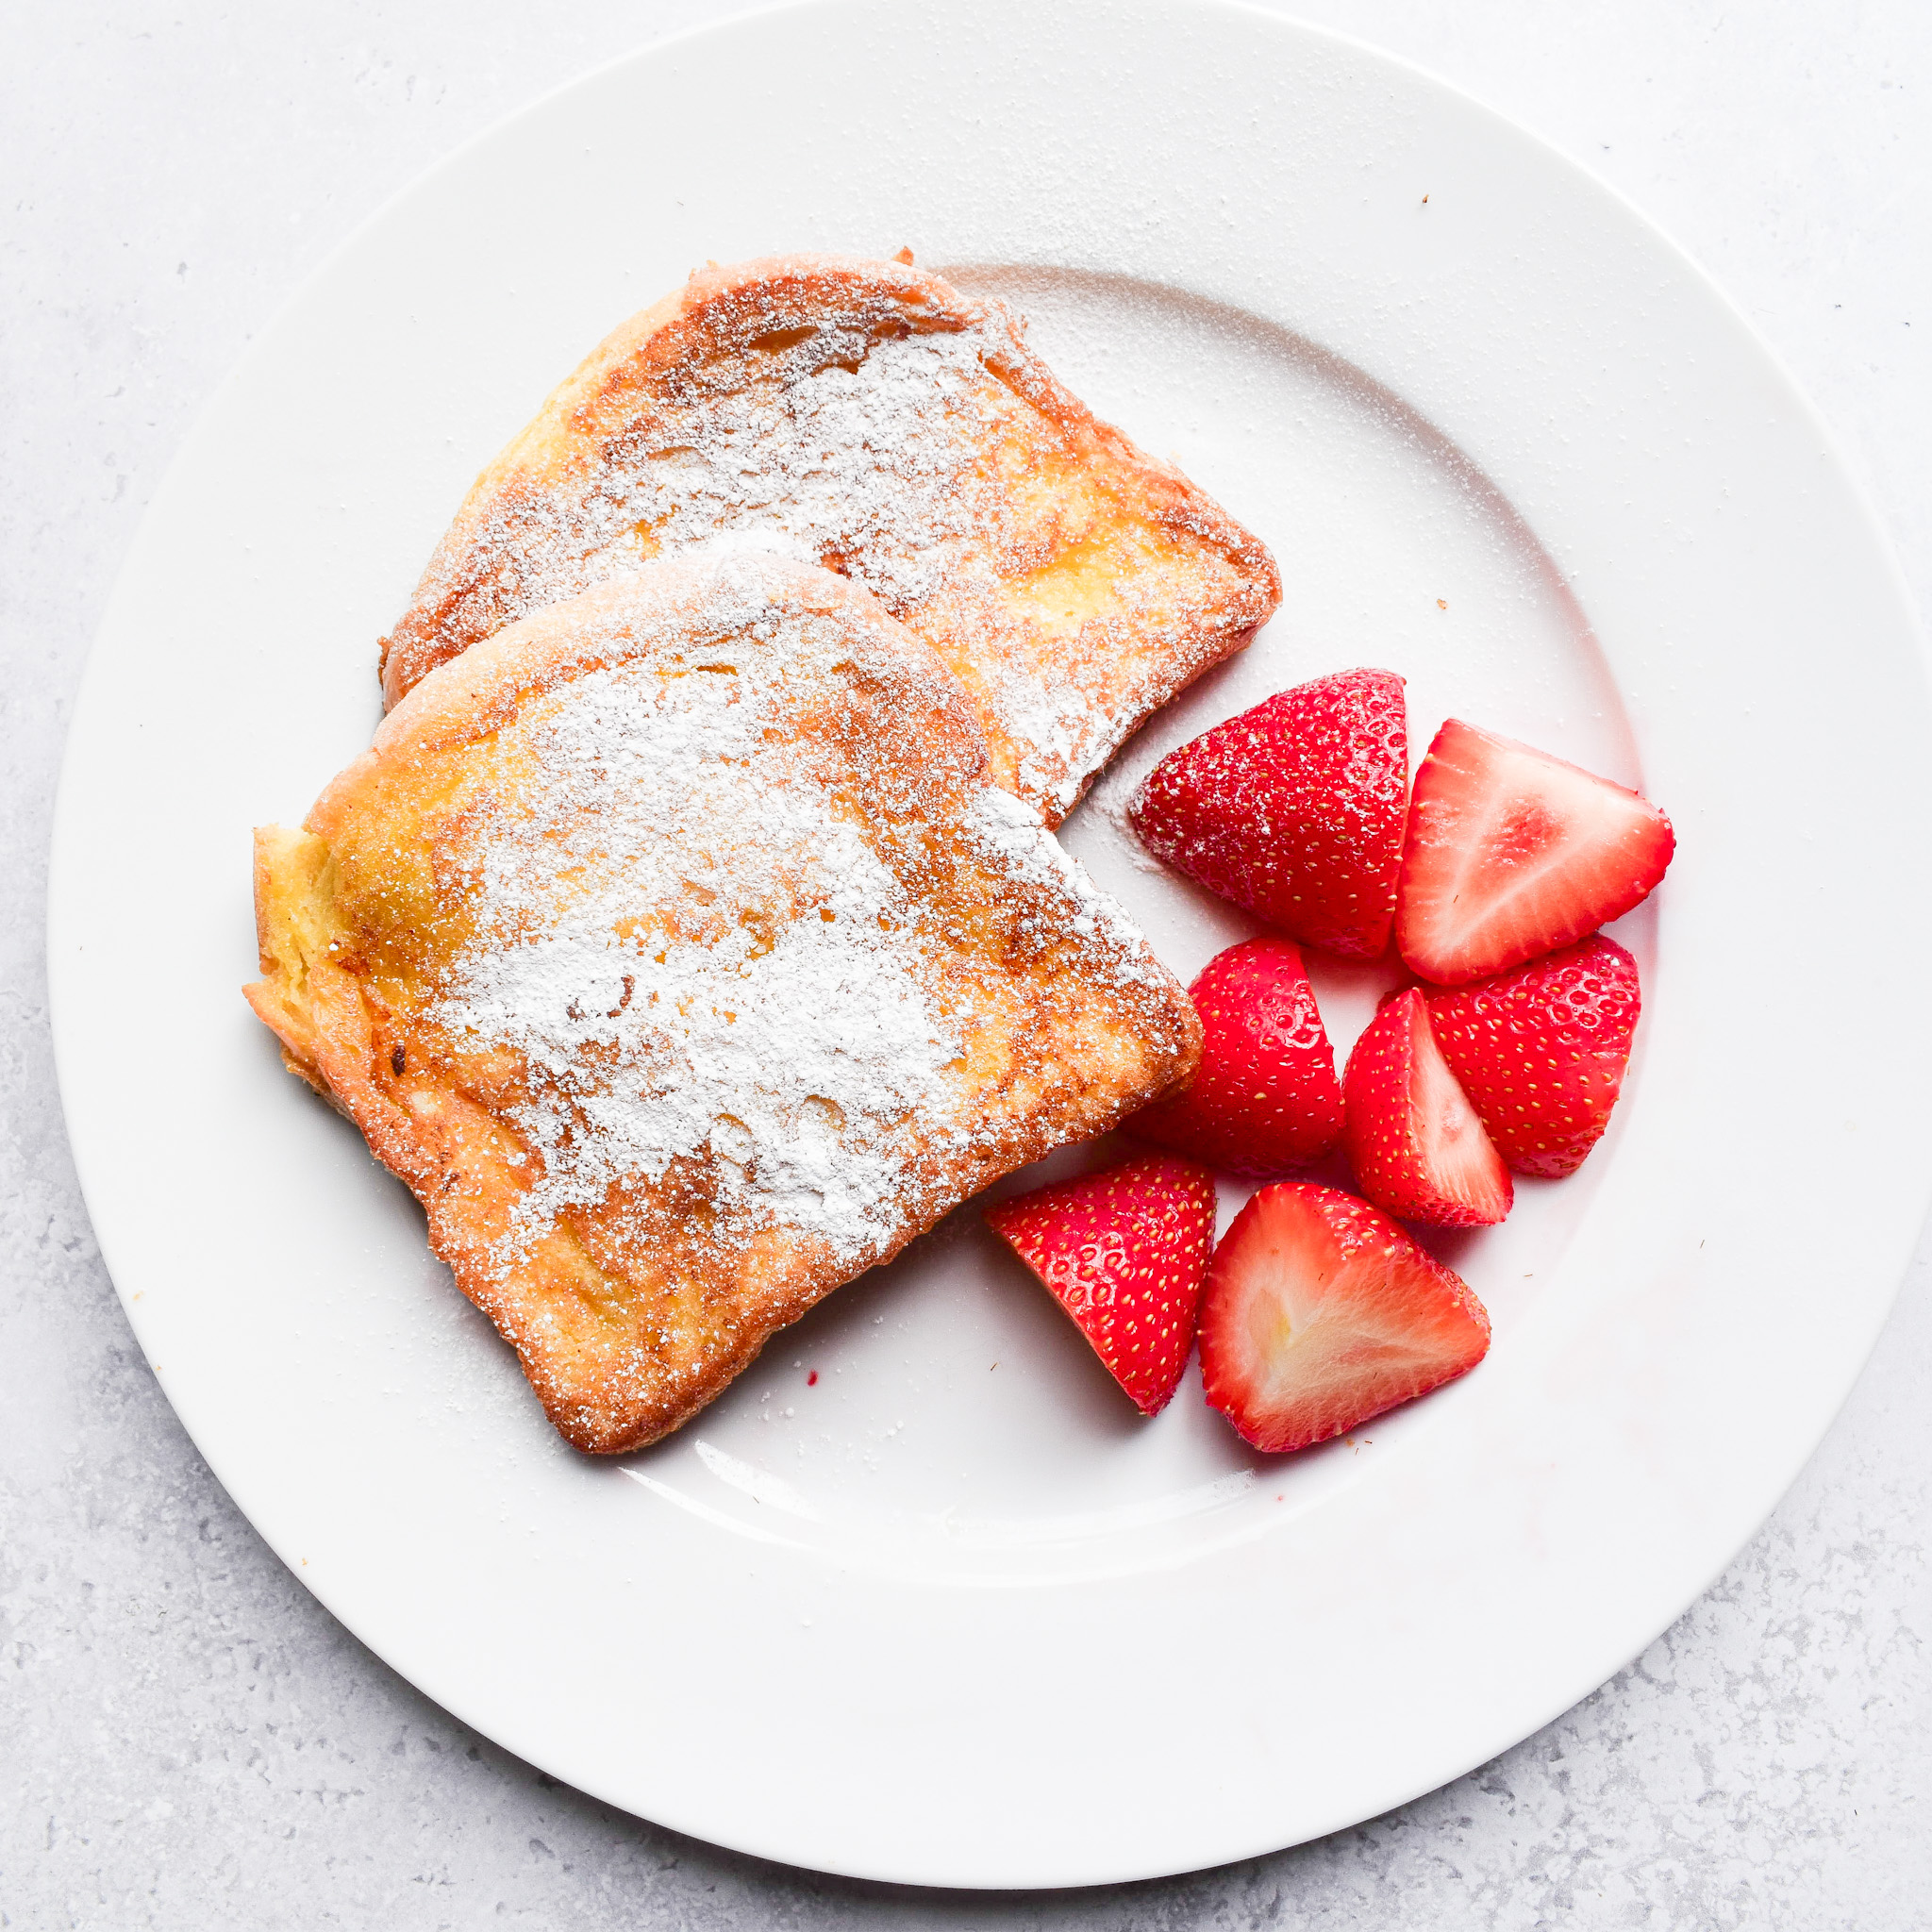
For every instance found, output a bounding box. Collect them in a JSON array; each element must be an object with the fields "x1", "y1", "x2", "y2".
[{"x1": 5, "y1": 2, "x2": 1929, "y2": 1924}]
